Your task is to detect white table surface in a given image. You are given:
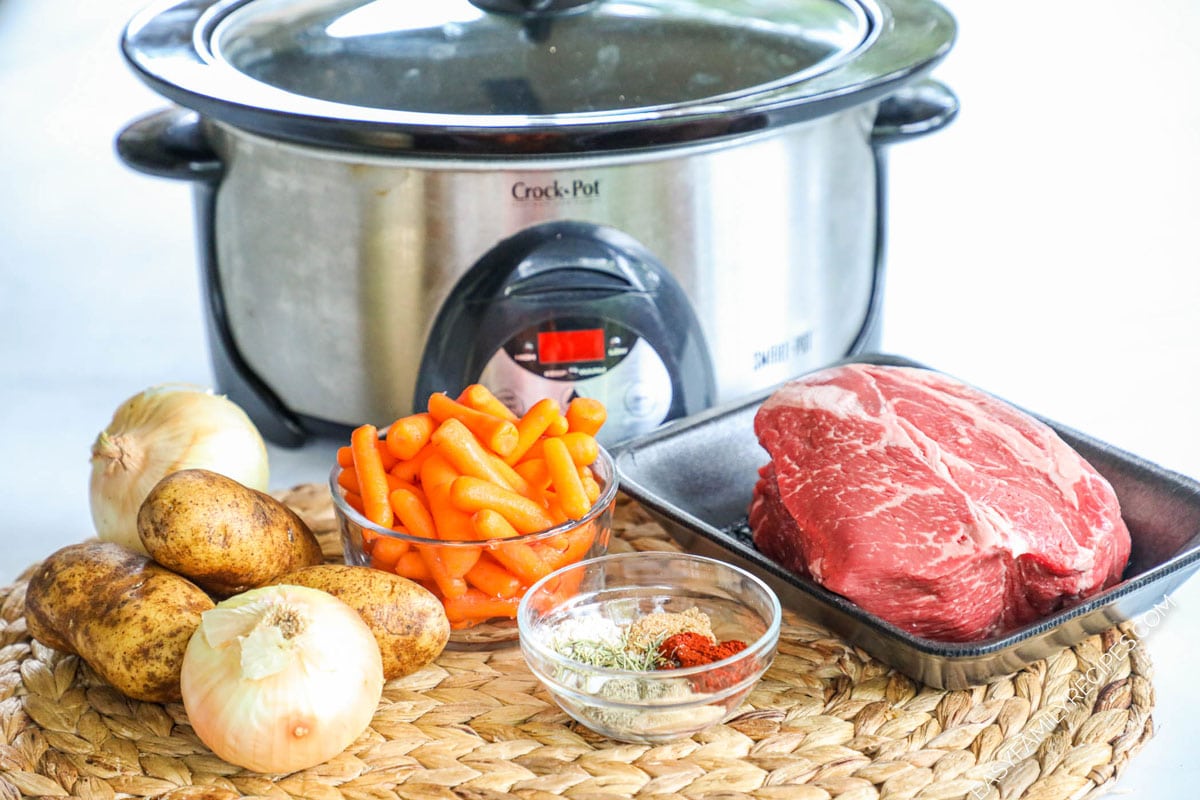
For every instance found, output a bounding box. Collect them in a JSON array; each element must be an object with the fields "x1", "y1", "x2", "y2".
[{"x1": 1, "y1": 0, "x2": 1197, "y2": 795}]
